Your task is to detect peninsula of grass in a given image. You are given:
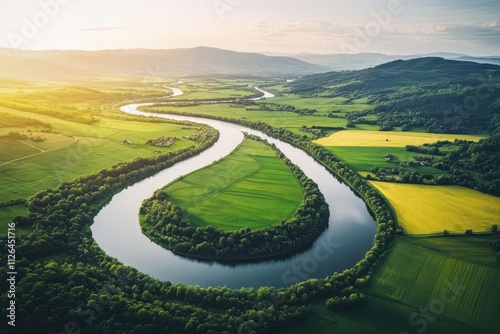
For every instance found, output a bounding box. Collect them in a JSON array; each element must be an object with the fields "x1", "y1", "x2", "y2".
[
  {"x1": 140, "y1": 135, "x2": 329, "y2": 260},
  {"x1": 160, "y1": 138, "x2": 304, "y2": 231}
]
